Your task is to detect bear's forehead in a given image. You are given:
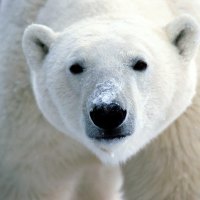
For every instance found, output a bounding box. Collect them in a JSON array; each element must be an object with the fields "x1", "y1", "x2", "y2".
[
  {"x1": 54, "y1": 20, "x2": 160, "y2": 55},
  {"x1": 50, "y1": 18, "x2": 166, "y2": 65},
  {"x1": 55, "y1": 32, "x2": 148, "y2": 63},
  {"x1": 59, "y1": 18, "x2": 158, "y2": 42}
]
